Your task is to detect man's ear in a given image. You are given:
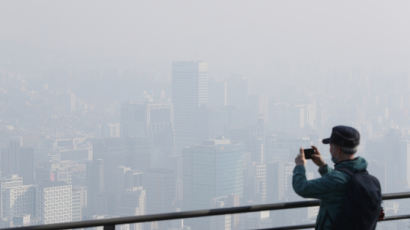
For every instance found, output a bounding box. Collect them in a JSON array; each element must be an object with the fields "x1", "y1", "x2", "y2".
[{"x1": 335, "y1": 145, "x2": 342, "y2": 156}]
